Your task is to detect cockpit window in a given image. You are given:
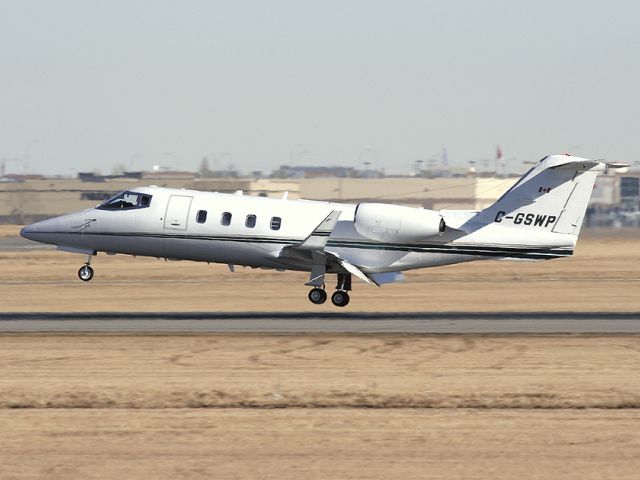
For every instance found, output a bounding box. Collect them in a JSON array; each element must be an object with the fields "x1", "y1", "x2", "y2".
[{"x1": 97, "y1": 191, "x2": 152, "y2": 210}]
